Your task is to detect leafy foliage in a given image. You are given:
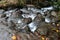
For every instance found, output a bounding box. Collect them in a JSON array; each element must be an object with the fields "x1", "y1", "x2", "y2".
[
  {"x1": 18, "y1": 0, "x2": 26, "y2": 6},
  {"x1": 52, "y1": 0, "x2": 60, "y2": 11}
]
